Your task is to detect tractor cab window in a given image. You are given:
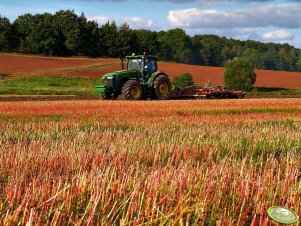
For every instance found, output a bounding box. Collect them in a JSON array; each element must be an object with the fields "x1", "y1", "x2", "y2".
[
  {"x1": 128, "y1": 59, "x2": 143, "y2": 70},
  {"x1": 144, "y1": 59, "x2": 157, "y2": 75}
]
